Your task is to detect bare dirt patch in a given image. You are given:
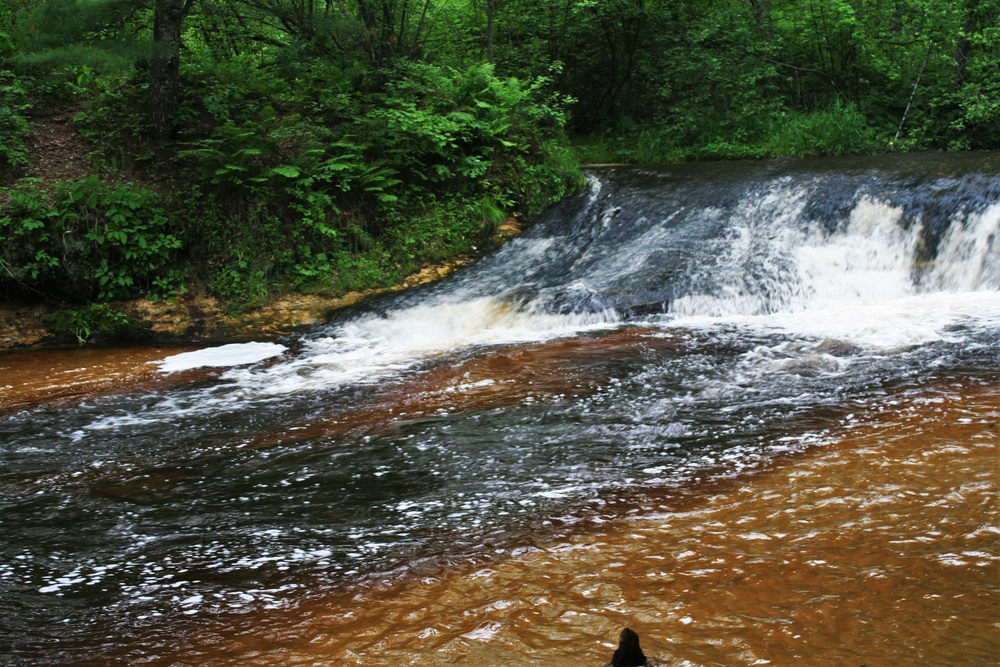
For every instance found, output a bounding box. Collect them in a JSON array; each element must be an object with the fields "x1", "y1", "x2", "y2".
[{"x1": 24, "y1": 107, "x2": 93, "y2": 184}]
